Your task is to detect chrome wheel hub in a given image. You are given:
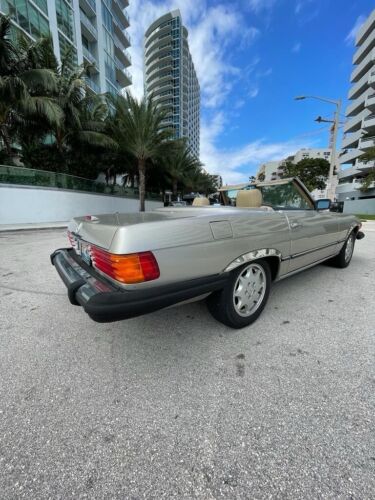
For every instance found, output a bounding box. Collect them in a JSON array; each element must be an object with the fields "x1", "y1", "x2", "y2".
[
  {"x1": 233, "y1": 263, "x2": 266, "y2": 317},
  {"x1": 345, "y1": 235, "x2": 354, "y2": 263}
]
